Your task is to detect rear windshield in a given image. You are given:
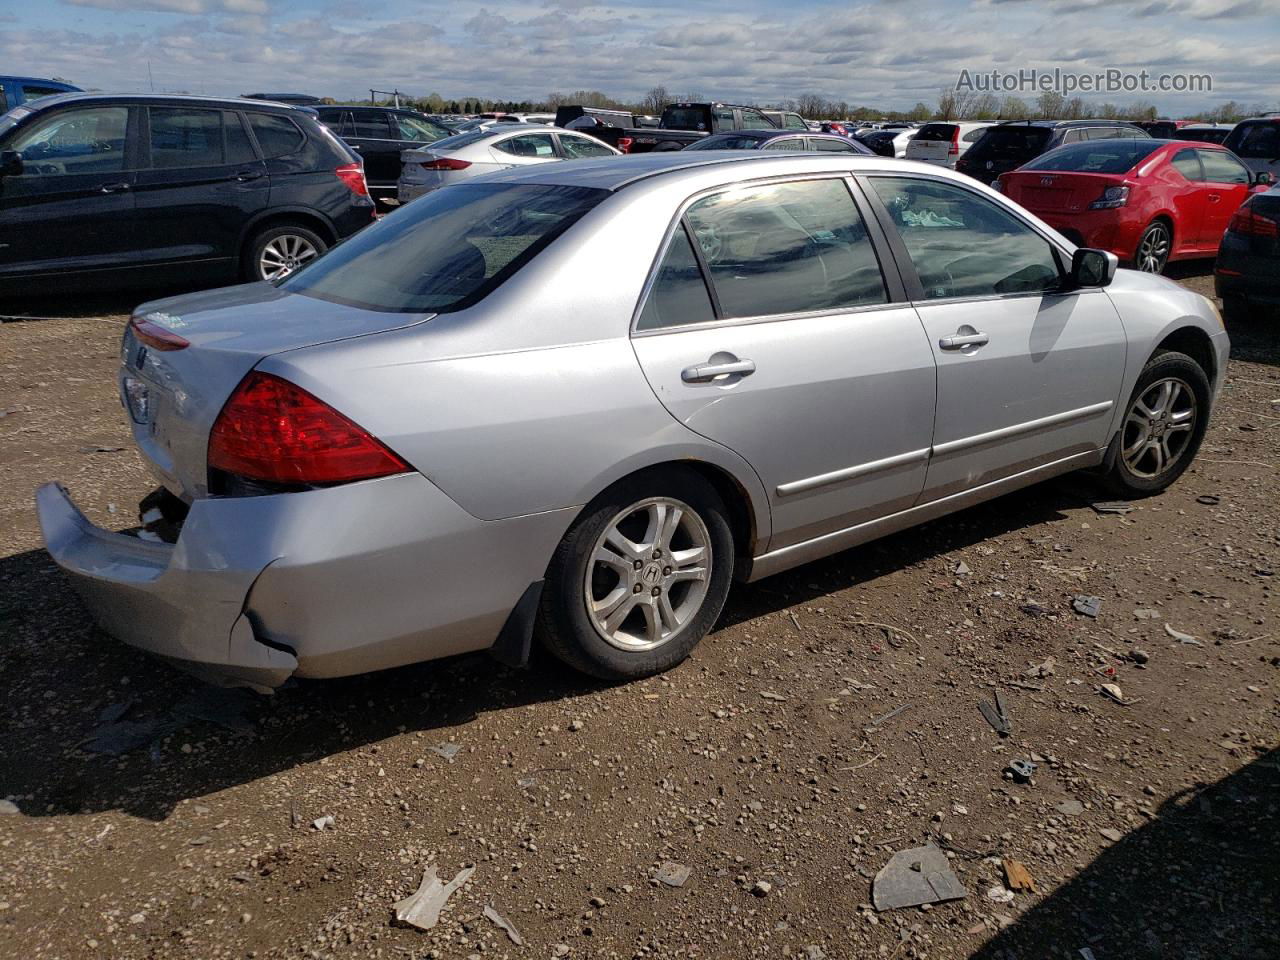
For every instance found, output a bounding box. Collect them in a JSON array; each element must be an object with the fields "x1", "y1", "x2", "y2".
[
  {"x1": 662, "y1": 108, "x2": 709, "y2": 131},
  {"x1": 914, "y1": 124, "x2": 957, "y2": 142},
  {"x1": 968, "y1": 126, "x2": 1052, "y2": 160},
  {"x1": 685, "y1": 134, "x2": 763, "y2": 150},
  {"x1": 281, "y1": 183, "x2": 606, "y2": 313},
  {"x1": 1024, "y1": 139, "x2": 1162, "y2": 173}
]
